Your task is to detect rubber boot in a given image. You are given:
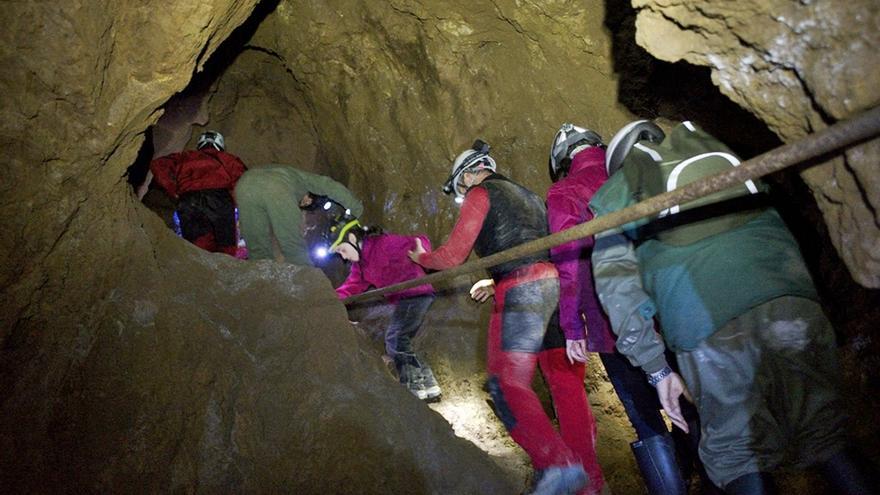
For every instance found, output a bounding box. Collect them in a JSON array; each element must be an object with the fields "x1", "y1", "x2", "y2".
[
  {"x1": 631, "y1": 435, "x2": 687, "y2": 495},
  {"x1": 723, "y1": 472, "x2": 775, "y2": 495},
  {"x1": 816, "y1": 448, "x2": 879, "y2": 495}
]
